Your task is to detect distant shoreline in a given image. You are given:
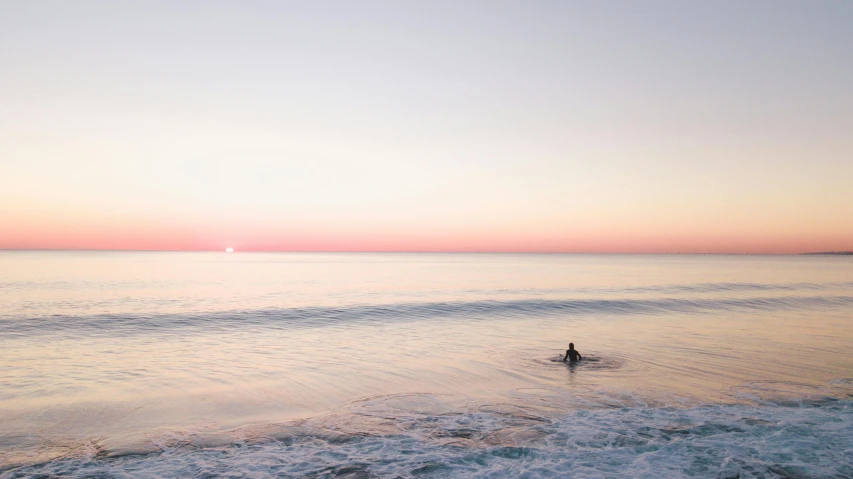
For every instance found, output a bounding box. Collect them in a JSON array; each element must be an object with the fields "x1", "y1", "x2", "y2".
[{"x1": 802, "y1": 251, "x2": 853, "y2": 255}]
